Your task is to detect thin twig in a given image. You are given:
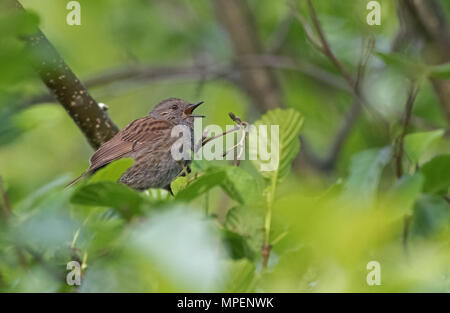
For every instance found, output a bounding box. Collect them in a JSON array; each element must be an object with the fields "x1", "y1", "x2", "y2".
[
  {"x1": 0, "y1": 176, "x2": 12, "y2": 219},
  {"x1": 395, "y1": 83, "x2": 420, "y2": 178},
  {"x1": 300, "y1": 37, "x2": 375, "y2": 171},
  {"x1": 402, "y1": 214, "x2": 412, "y2": 255},
  {"x1": 22, "y1": 55, "x2": 348, "y2": 107},
  {"x1": 306, "y1": 0, "x2": 356, "y2": 88},
  {"x1": 268, "y1": 7, "x2": 294, "y2": 54}
]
